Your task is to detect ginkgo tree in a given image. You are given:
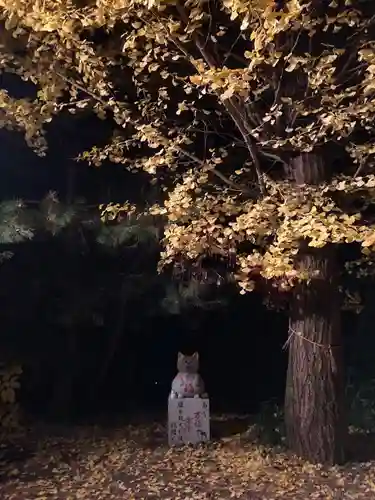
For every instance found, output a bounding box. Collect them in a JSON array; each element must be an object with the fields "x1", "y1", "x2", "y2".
[{"x1": 1, "y1": 0, "x2": 375, "y2": 463}]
